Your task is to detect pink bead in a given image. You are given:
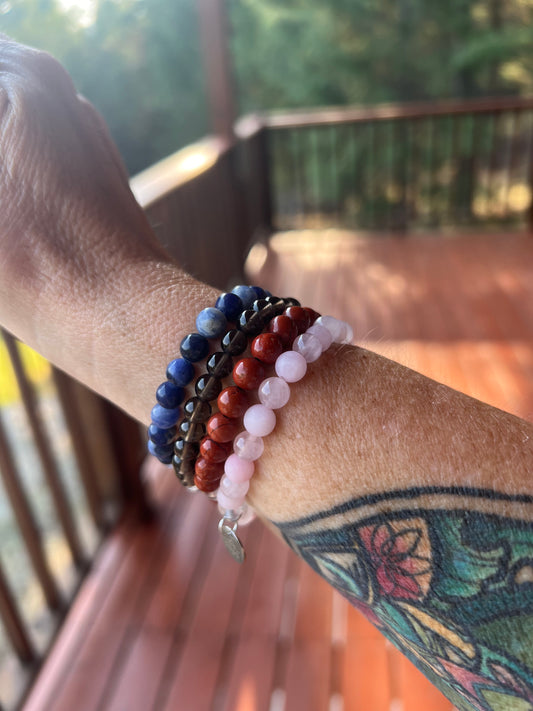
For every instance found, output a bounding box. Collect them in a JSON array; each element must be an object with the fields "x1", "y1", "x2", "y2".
[
  {"x1": 258, "y1": 377, "x2": 290, "y2": 409},
  {"x1": 293, "y1": 332, "x2": 322, "y2": 362},
  {"x1": 340, "y1": 321, "x2": 354, "y2": 344},
  {"x1": 224, "y1": 453, "x2": 254, "y2": 483},
  {"x1": 315, "y1": 315, "x2": 346, "y2": 342},
  {"x1": 217, "y1": 489, "x2": 246, "y2": 510},
  {"x1": 275, "y1": 350, "x2": 307, "y2": 382},
  {"x1": 220, "y1": 474, "x2": 250, "y2": 499},
  {"x1": 244, "y1": 404, "x2": 276, "y2": 437},
  {"x1": 307, "y1": 323, "x2": 333, "y2": 351},
  {"x1": 234, "y1": 431, "x2": 264, "y2": 460}
]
